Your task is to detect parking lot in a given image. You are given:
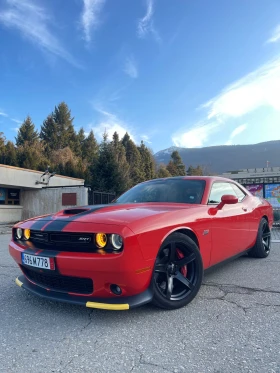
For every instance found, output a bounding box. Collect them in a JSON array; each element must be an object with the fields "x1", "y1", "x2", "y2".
[{"x1": 1, "y1": 232, "x2": 280, "y2": 373}]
